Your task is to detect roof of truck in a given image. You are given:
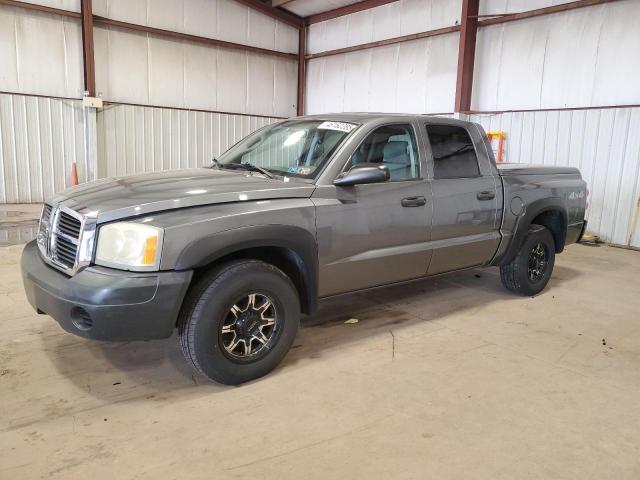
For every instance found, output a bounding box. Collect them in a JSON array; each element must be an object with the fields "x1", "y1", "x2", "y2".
[{"x1": 290, "y1": 112, "x2": 470, "y2": 126}]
